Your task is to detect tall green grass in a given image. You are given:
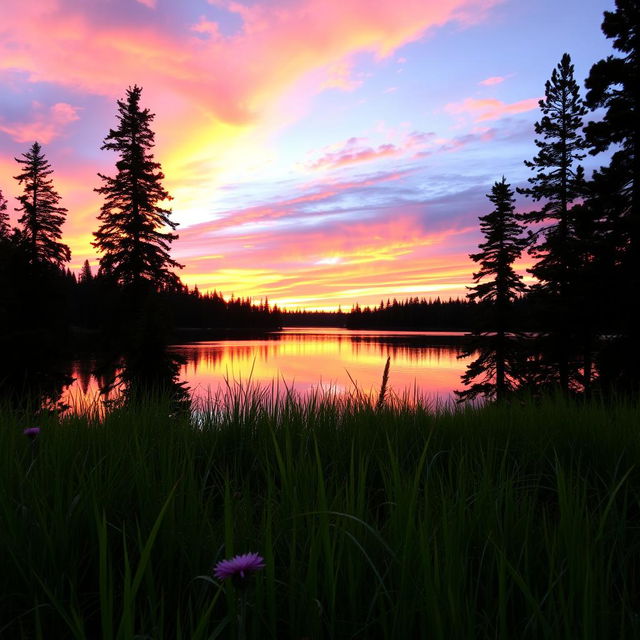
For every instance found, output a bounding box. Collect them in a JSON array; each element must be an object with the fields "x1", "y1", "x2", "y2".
[{"x1": 1, "y1": 389, "x2": 640, "y2": 638}]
